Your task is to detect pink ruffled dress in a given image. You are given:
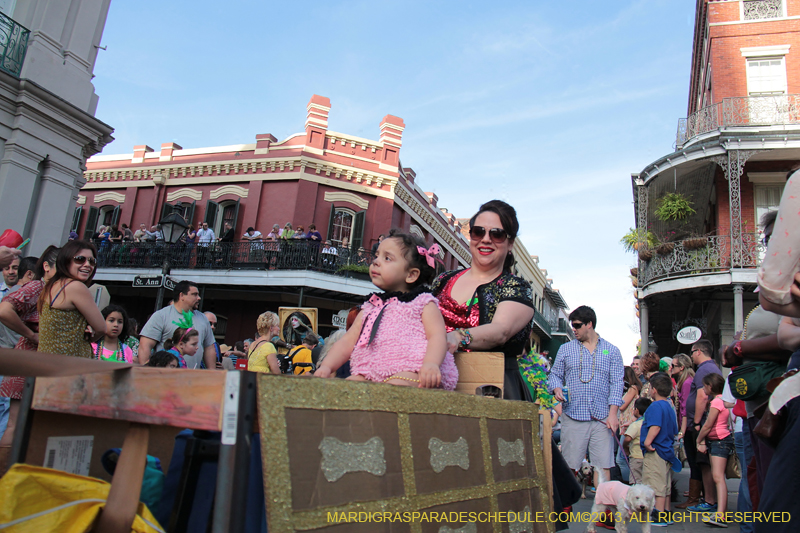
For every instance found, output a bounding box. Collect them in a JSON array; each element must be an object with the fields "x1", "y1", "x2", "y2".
[{"x1": 350, "y1": 291, "x2": 459, "y2": 390}]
